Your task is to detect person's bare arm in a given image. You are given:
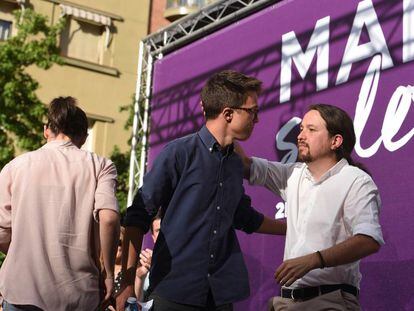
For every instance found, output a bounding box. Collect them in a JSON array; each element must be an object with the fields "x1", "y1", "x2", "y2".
[
  {"x1": 116, "y1": 226, "x2": 144, "y2": 311},
  {"x1": 275, "y1": 234, "x2": 381, "y2": 286},
  {"x1": 256, "y1": 216, "x2": 286, "y2": 235},
  {"x1": 135, "y1": 248, "x2": 152, "y2": 301},
  {"x1": 99, "y1": 209, "x2": 120, "y2": 301}
]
